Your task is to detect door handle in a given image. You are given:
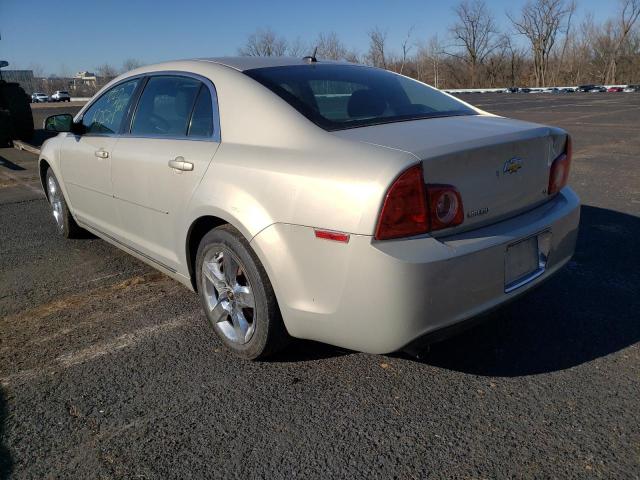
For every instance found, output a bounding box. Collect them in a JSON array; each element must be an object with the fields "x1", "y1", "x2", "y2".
[
  {"x1": 168, "y1": 157, "x2": 194, "y2": 172},
  {"x1": 94, "y1": 150, "x2": 109, "y2": 159}
]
